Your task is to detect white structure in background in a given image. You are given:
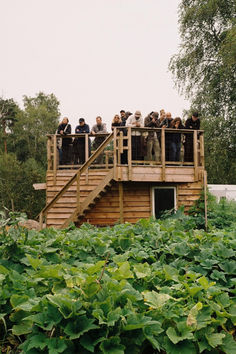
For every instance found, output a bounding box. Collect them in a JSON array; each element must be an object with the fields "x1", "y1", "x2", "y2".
[{"x1": 208, "y1": 185, "x2": 236, "y2": 202}]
